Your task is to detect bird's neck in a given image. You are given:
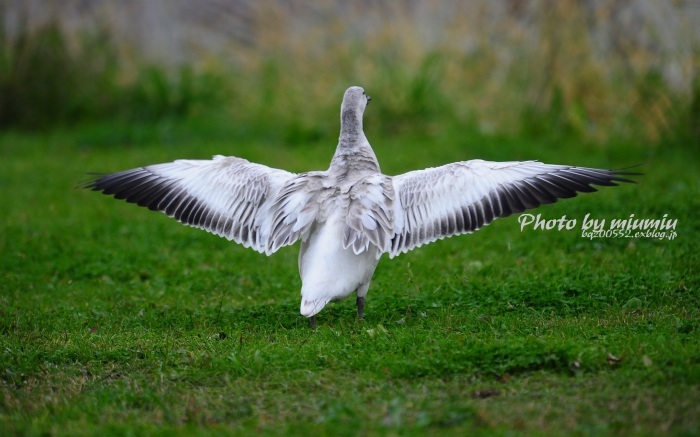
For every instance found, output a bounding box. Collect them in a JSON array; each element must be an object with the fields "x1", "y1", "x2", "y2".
[
  {"x1": 331, "y1": 137, "x2": 380, "y2": 177},
  {"x1": 331, "y1": 107, "x2": 380, "y2": 176},
  {"x1": 339, "y1": 107, "x2": 363, "y2": 139}
]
